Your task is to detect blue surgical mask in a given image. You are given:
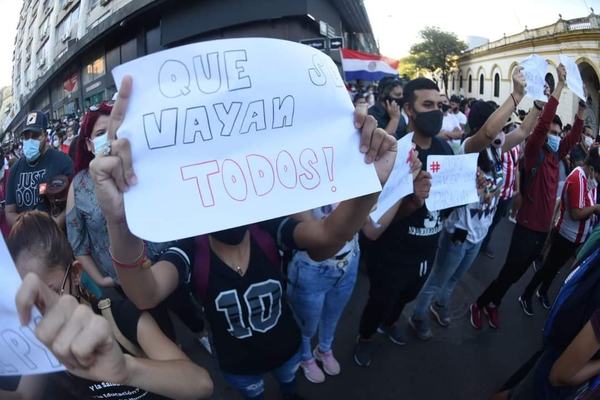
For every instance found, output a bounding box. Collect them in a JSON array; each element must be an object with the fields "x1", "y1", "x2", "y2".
[
  {"x1": 547, "y1": 135, "x2": 560, "y2": 153},
  {"x1": 23, "y1": 139, "x2": 41, "y2": 161},
  {"x1": 92, "y1": 133, "x2": 109, "y2": 156}
]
